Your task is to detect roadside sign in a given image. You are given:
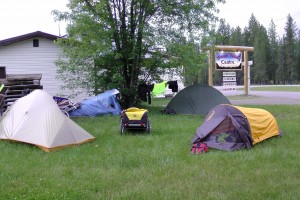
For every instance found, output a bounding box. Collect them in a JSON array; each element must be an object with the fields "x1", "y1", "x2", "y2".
[
  {"x1": 223, "y1": 72, "x2": 236, "y2": 76},
  {"x1": 215, "y1": 51, "x2": 242, "y2": 70},
  {"x1": 222, "y1": 71, "x2": 236, "y2": 91},
  {"x1": 223, "y1": 77, "x2": 236, "y2": 81},
  {"x1": 242, "y1": 61, "x2": 253, "y2": 66}
]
